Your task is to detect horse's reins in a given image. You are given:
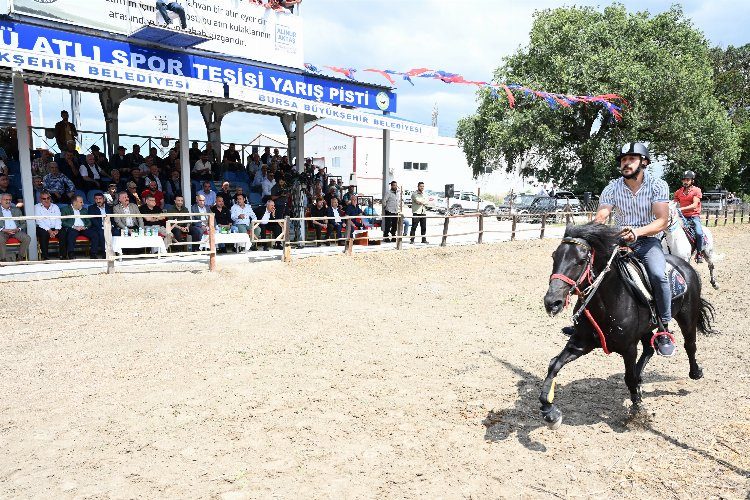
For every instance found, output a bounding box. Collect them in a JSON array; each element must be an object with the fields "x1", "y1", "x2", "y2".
[{"x1": 549, "y1": 237, "x2": 620, "y2": 354}]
